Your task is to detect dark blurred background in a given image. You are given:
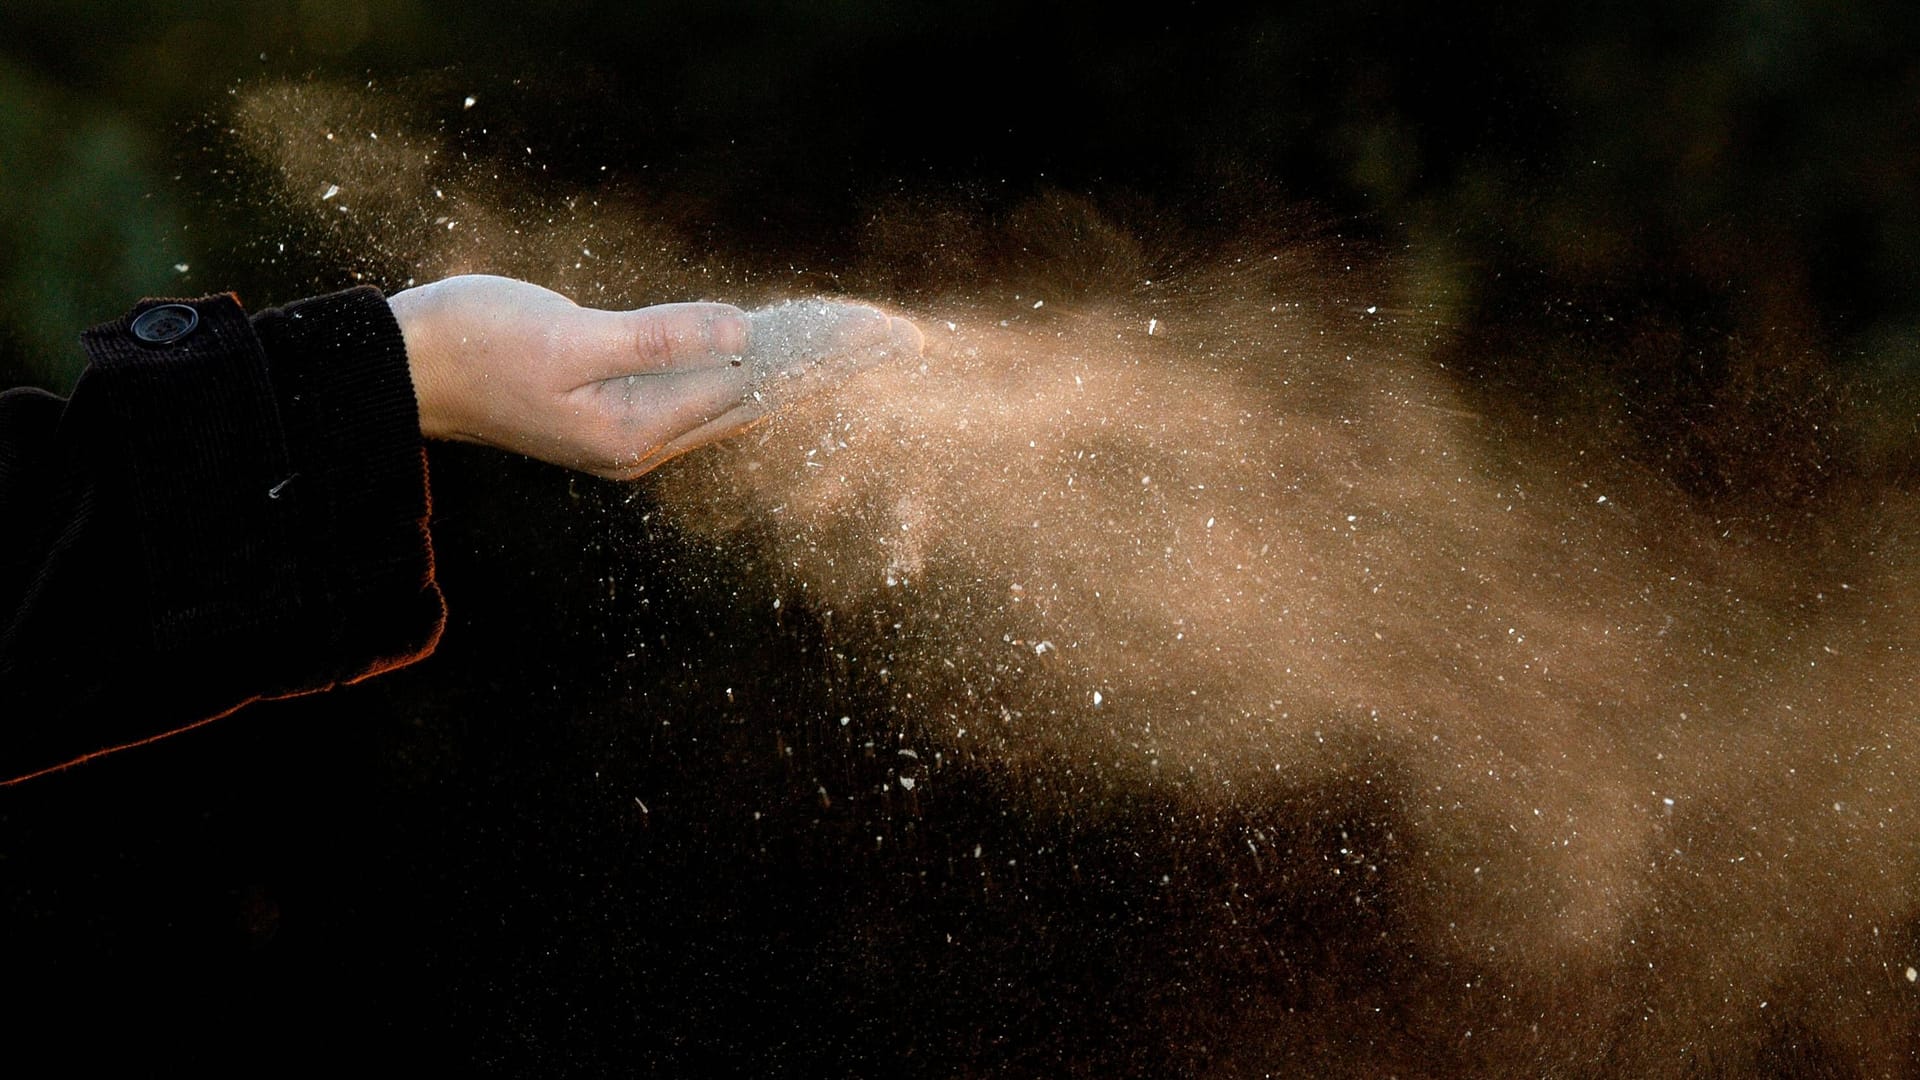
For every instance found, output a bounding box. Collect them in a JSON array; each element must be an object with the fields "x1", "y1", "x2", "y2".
[
  {"x1": 7, "y1": 0, "x2": 1920, "y2": 495},
  {"x1": 3, "y1": 1, "x2": 1918, "y2": 1074}
]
